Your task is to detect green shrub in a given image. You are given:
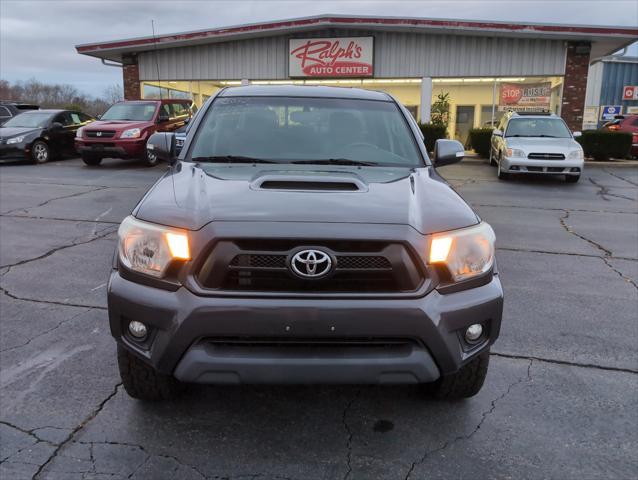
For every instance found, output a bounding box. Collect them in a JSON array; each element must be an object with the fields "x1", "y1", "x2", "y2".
[
  {"x1": 419, "y1": 123, "x2": 447, "y2": 152},
  {"x1": 468, "y1": 128, "x2": 493, "y2": 157},
  {"x1": 576, "y1": 131, "x2": 632, "y2": 161}
]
